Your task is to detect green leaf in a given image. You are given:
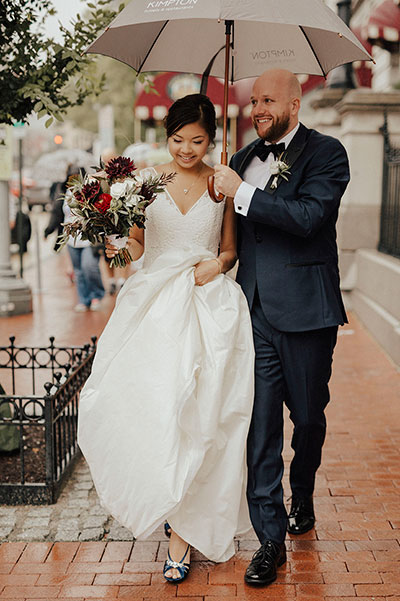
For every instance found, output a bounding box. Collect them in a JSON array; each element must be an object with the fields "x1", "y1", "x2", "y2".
[
  {"x1": 45, "y1": 116, "x2": 53, "y2": 128},
  {"x1": 0, "y1": 0, "x2": 121, "y2": 124}
]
